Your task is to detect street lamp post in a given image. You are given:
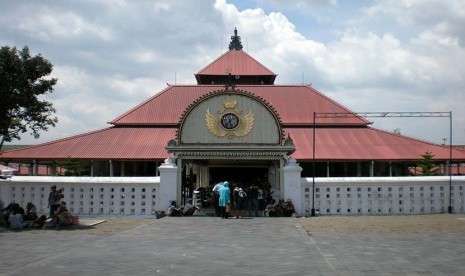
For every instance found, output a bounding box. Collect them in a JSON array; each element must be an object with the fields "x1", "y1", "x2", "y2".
[
  {"x1": 448, "y1": 111, "x2": 453, "y2": 214},
  {"x1": 311, "y1": 112, "x2": 316, "y2": 217}
]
